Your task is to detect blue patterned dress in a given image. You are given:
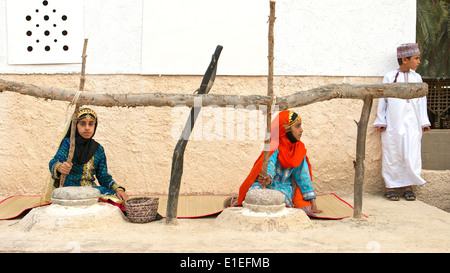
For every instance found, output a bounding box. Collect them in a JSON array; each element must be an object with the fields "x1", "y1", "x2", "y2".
[
  {"x1": 249, "y1": 148, "x2": 316, "y2": 207},
  {"x1": 49, "y1": 137, "x2": 121, "y2": 196}
]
